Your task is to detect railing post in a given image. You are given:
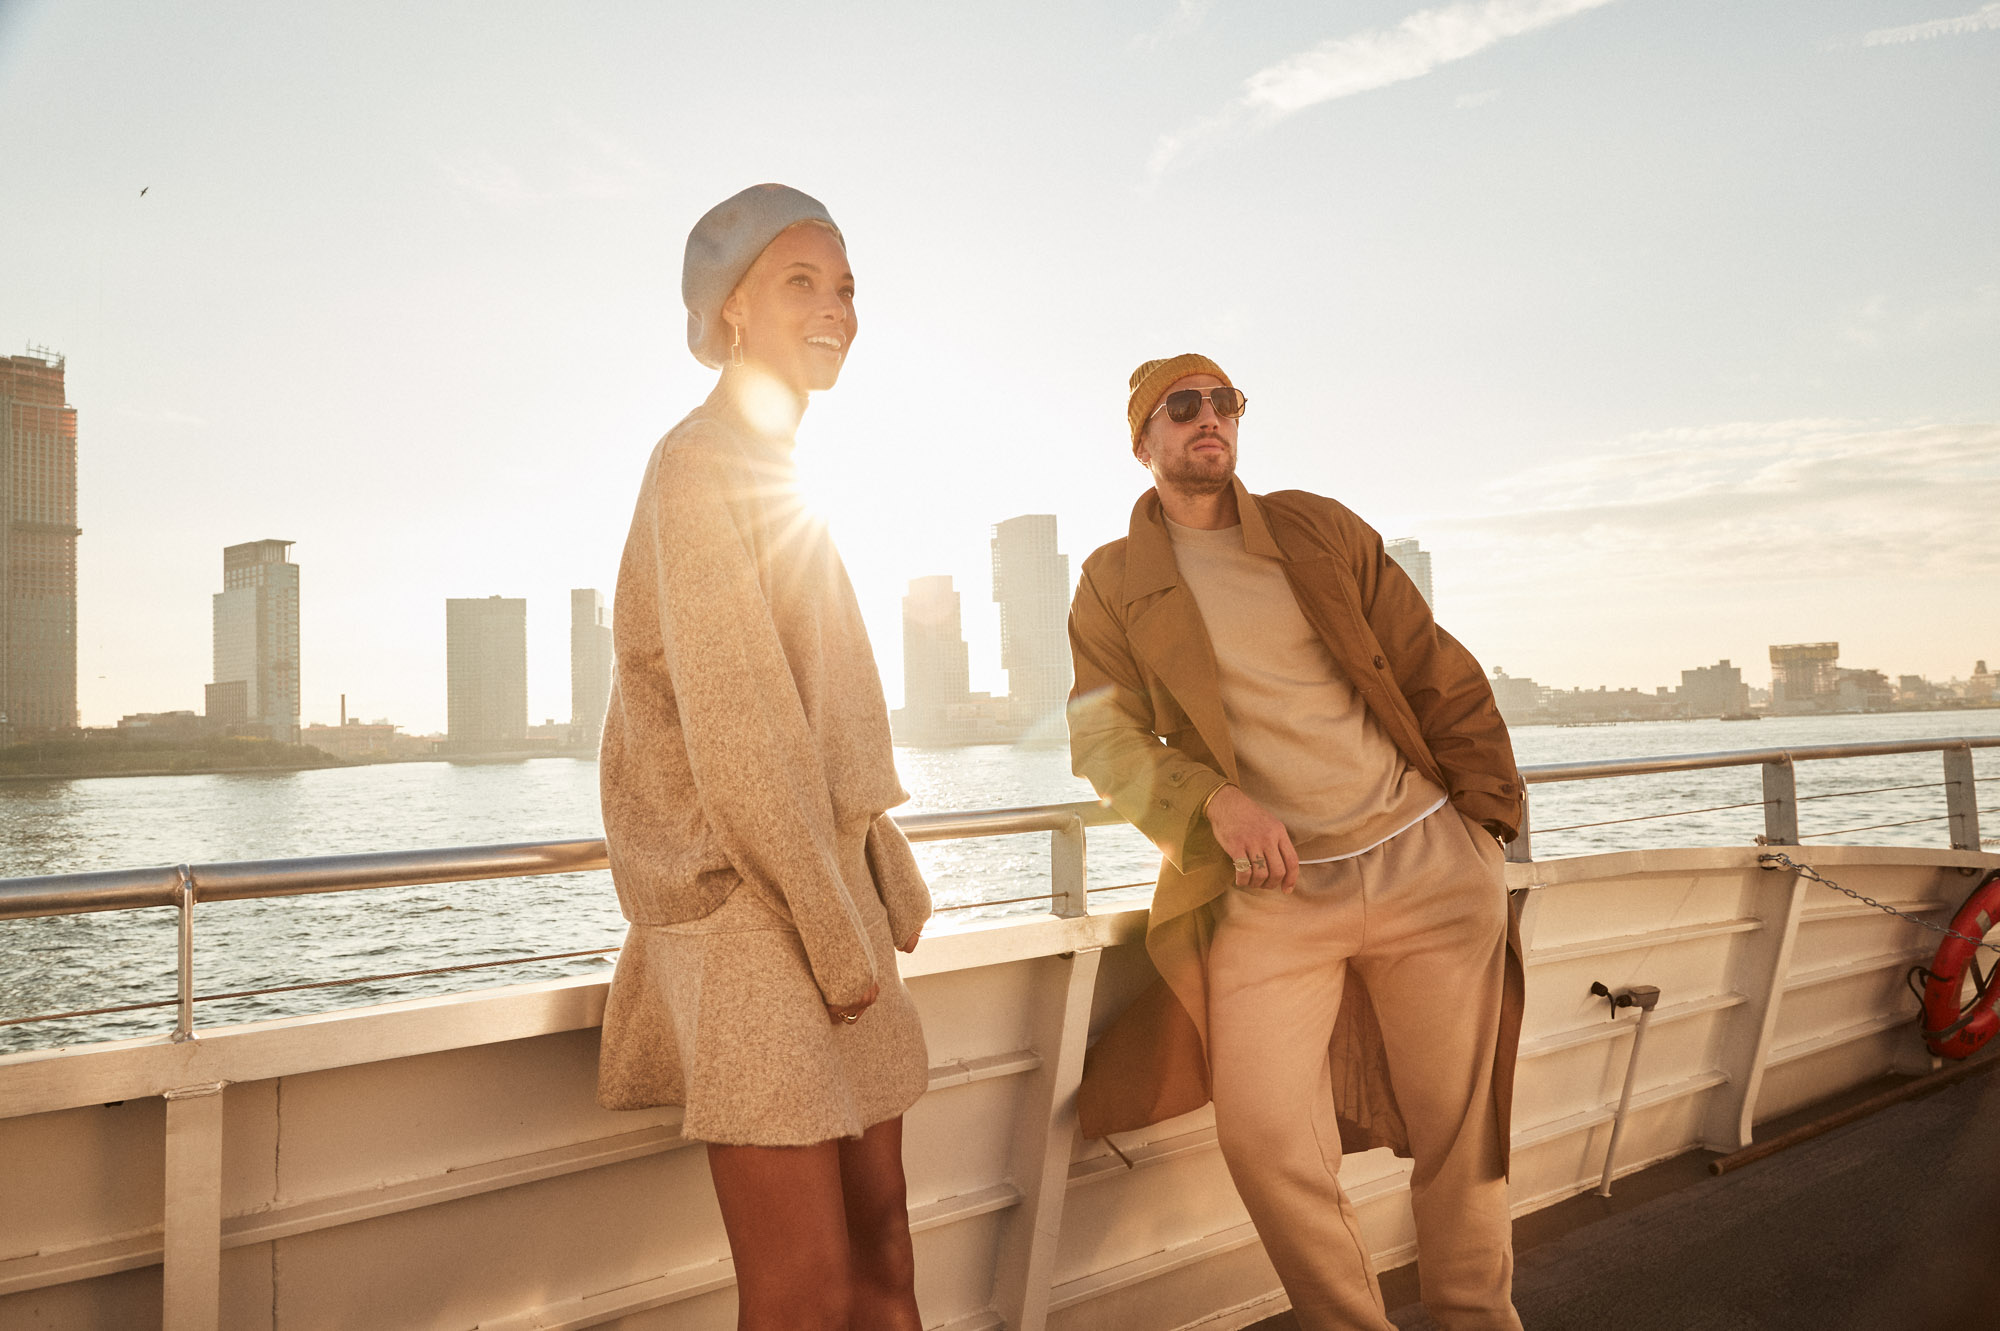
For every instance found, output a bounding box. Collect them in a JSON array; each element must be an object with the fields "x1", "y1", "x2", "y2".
[
  {"x1": 1051, "y1": 816, "x2": 1087, "y2": 917},
  {"x1": 991, "y1": 946, "x2": 1100, "y2": 1330},
  {"x1": 162, "y1": 1081, "x2": 226, "y2": 1331},
  {"x1": 174, "y1": 865, "x2": 197, "y2": 1042},
  {"x1": 1761, "y1": 759, "x2": 1799, "y2": 845},
  {"x1": 1943, "y1": 745, "x2": 1981, "y2": 852},
  {"x1": 1507, "y1": 786, "x2": 1533, "y2": 863}
]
